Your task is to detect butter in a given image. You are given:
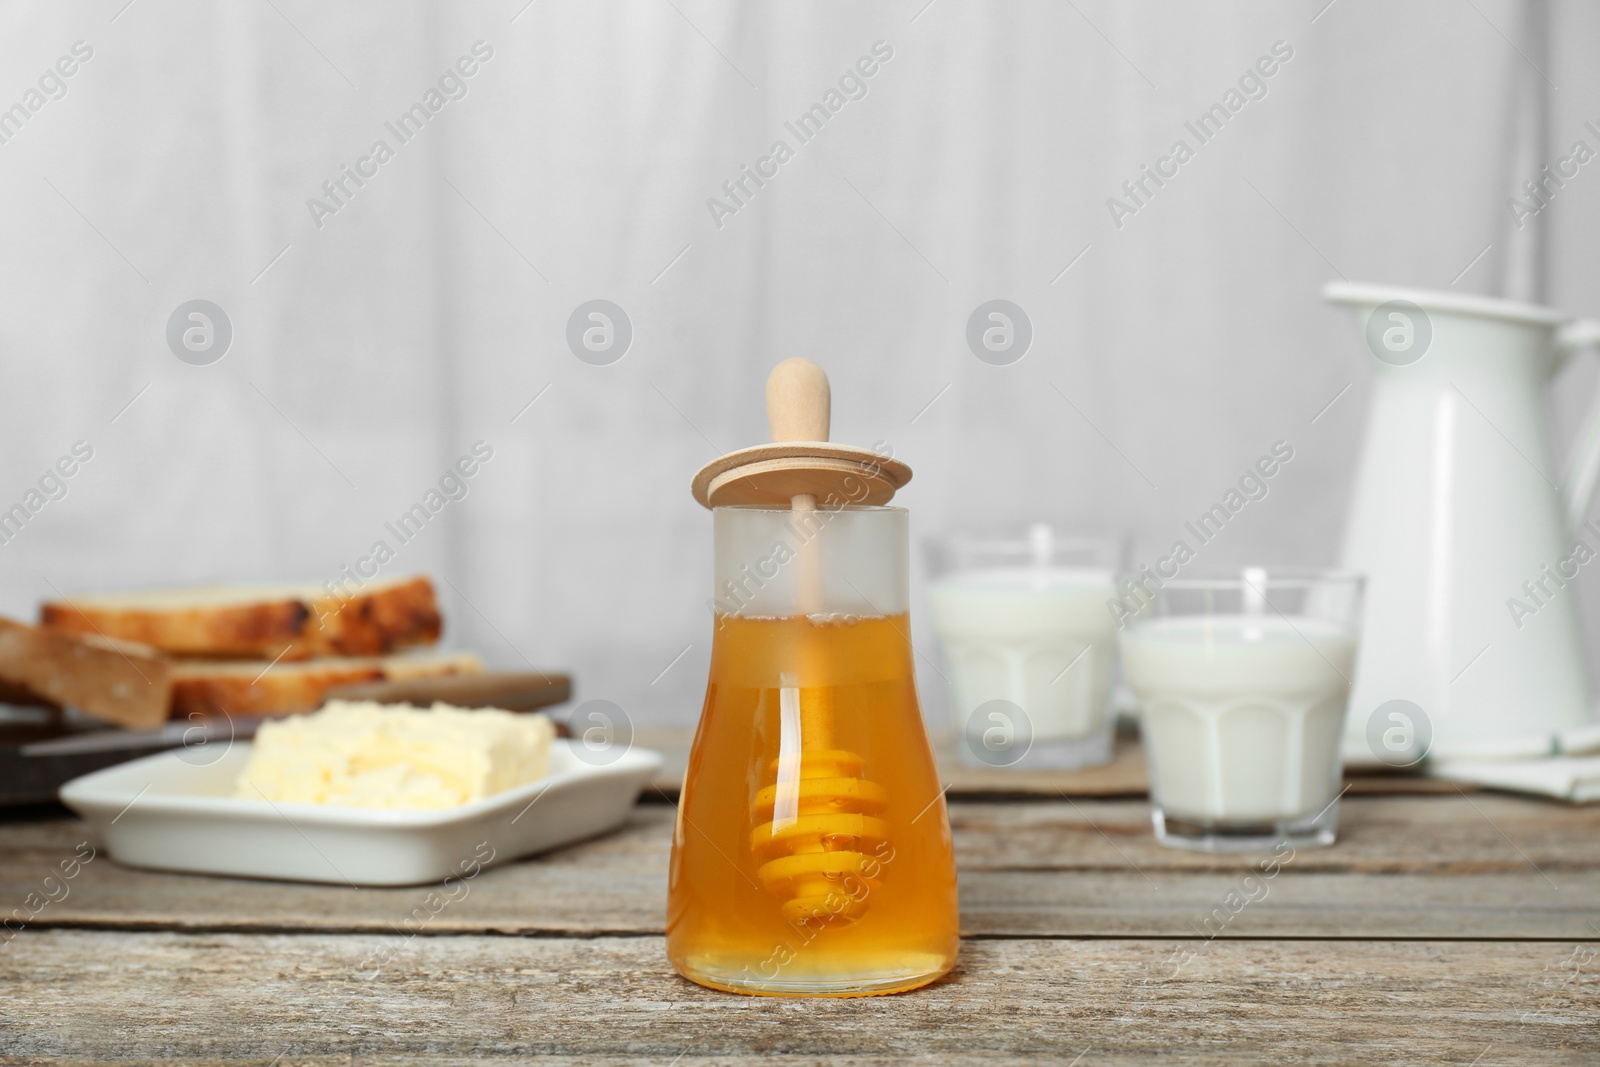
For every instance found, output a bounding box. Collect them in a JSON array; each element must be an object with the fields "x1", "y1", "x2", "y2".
[{"x1": 236, "y1": 700, "x2": 555, "y2": 809}]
